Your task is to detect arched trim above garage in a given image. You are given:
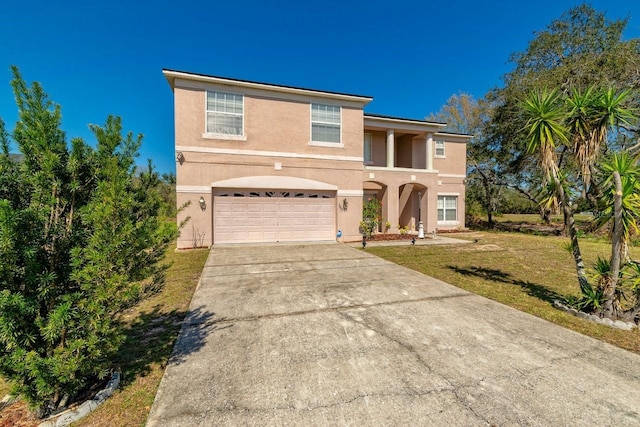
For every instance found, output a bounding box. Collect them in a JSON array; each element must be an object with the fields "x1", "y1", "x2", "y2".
[{"x1": 211, "y1": 176, "x2": 338, "y2": 191}]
